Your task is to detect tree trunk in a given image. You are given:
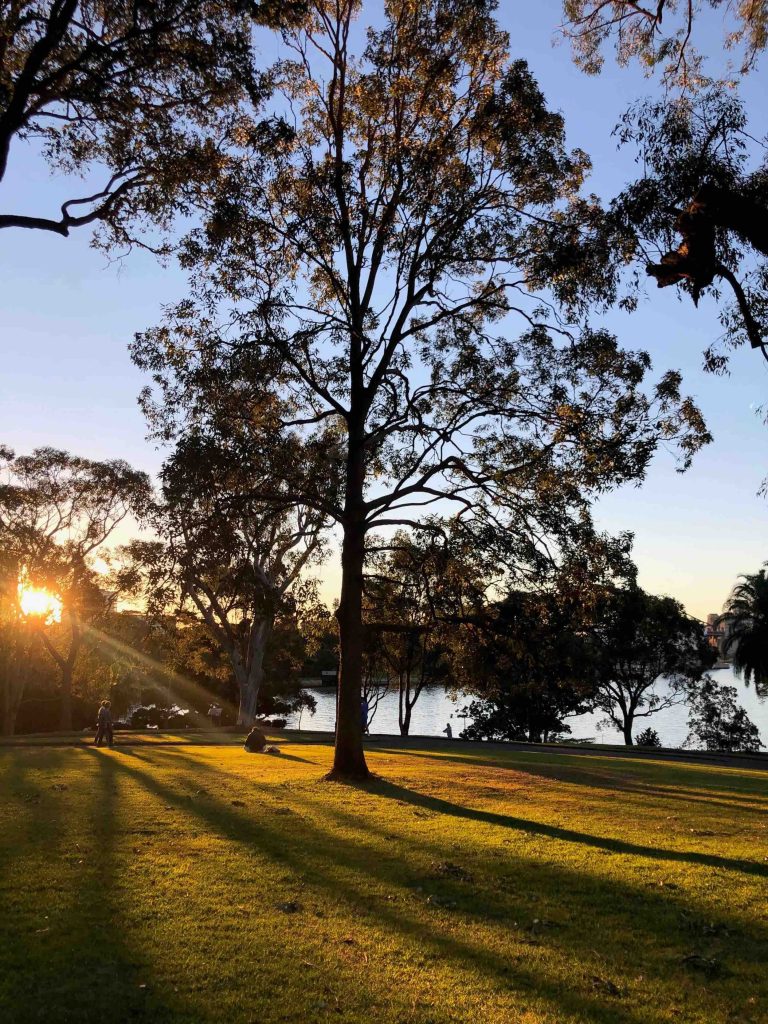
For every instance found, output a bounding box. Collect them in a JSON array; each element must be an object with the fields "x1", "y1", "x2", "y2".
[
  {"x1": 1, "y1": 656, "x2": 22, "y2": 736},
  {"x1": 331, "y1": 515, "x2": 369, "y2": 779},
  {"x1": 2, "y1": 625, "x2": 32, "y2": 736},
  {"x1": 57, "y1": 609, "x2": 81, "y2": 732},
  {"x1": 400, "y1": 700, "x2": 411, "y2": 737},
  {"x1": 59, "y1": 662, "x2": 73, "y2": 732},
  {"x1": 236, "y1": 618, "x2": 271, "y2": 726},
  {"x1": 622, "y1": 718, "x2": 634, "y2": 746}
]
